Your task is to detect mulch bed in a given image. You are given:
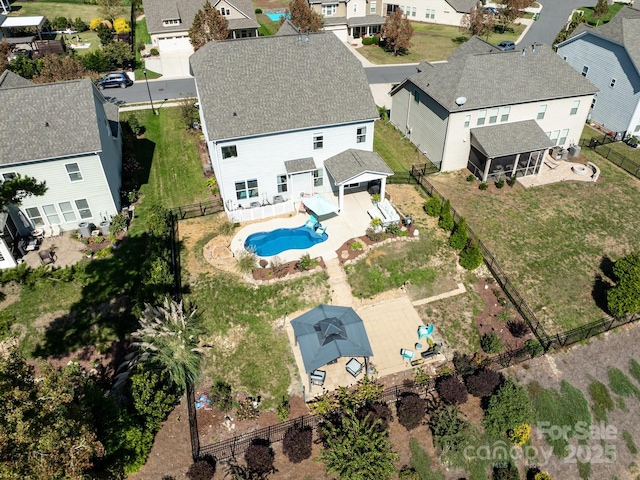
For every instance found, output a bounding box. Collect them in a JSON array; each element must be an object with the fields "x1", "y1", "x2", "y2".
[
  {"x1": 336, "y1": 224, "x2": 418, "y2": 265},
  {"x1": 252, "y1": 257, "x2": 327, "y2": 281}
]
